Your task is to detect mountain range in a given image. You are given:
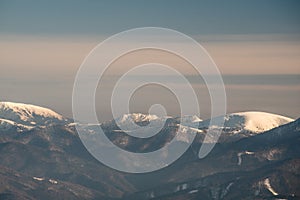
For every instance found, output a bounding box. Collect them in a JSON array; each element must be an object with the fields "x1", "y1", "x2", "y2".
[{"x1": 0, "y1": 102, "x2": 299, "y2": 200}]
